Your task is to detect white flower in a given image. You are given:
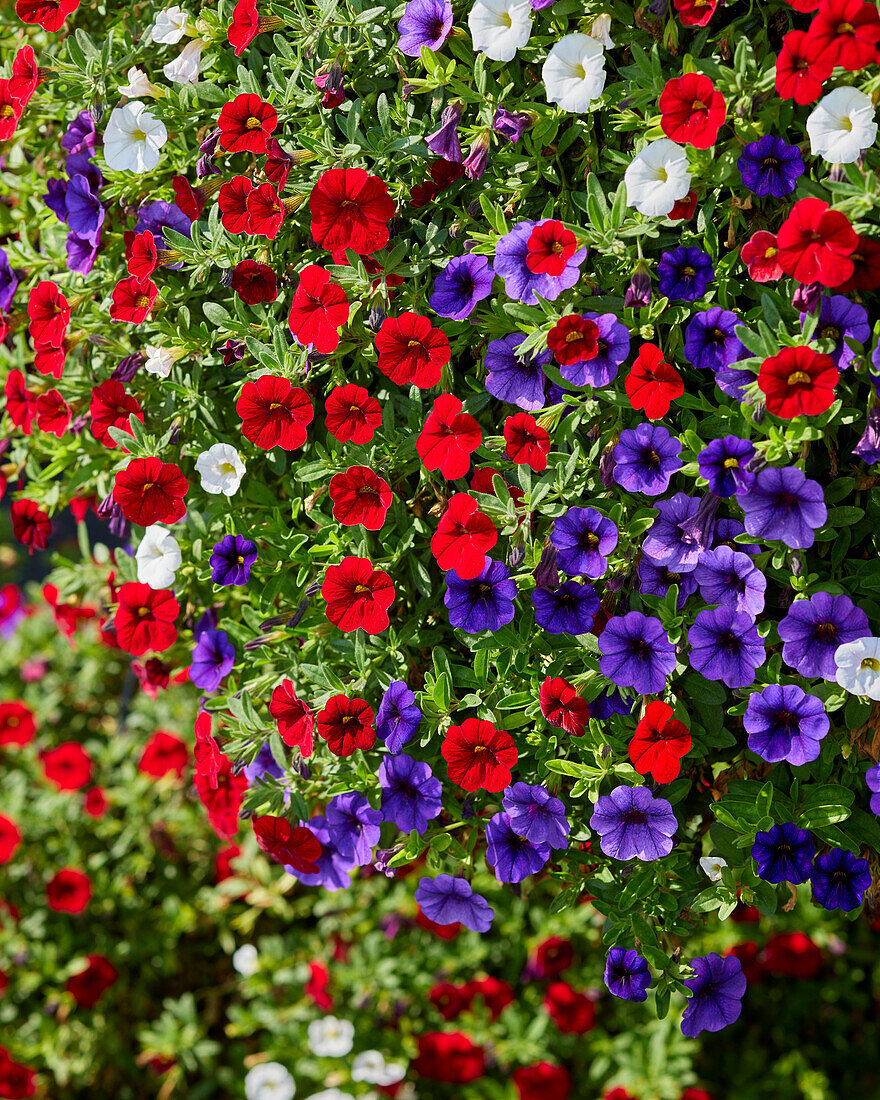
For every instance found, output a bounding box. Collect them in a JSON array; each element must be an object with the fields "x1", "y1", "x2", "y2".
[
  {"x1": 163, "y1": 38, "x2": 207, "y2": 85},
  {"x1": 589, "y1": 13, "x2": 614, "y2": 48},
  {"x1": 195, "y1": 443, "x2": 246, "y2": 497},
  {"x1": 307, "y1": 1092, "x2": 354, "y2": 1100},
  {"x1": 135, "y1": 525, "x2": 181, "y2": 589},
  {"x1": 351, "y1": 1051, "x2": 406, "y2": 1086},
  {"x1": 232, "y1": 944, "x2": 259, "y2": 976},
  {"x1": 835, "y1": 636, "x2": 880, "y2": 701},
  {"x1": 244, "y1": 1062, "x2": 296, "y2": 1100},
  {"x1": 624, "y1": 138, "x2": 691, "y2": 217},
  {"x1": 699, "y1": 855, "x2": 727, "y2": 882},
  {"x1": 144, "y1": 345, "x2": 185, "y2": 378},
  {"x1": 468, "y1": 0, "x2": 532, "y2": 63},
  {"x1": 542, "y1": 34, "x2": 606, "y2": 114},
  {"x1": 118, "y1": 67, "x2": 164, "y2": 98},
  {"x1": 151, "y1": 5, "x2": 191, "y2": 44},
  {"x1": 103, "y1": 101, "x2": 167, "y2": 173},
  {"x1": 807, "y1": 86, "x2": 878, "y2": 165},
  {"x1": 307, "y1": 1016, "x2": 355, "y2": 1058}
]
